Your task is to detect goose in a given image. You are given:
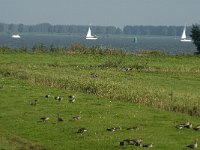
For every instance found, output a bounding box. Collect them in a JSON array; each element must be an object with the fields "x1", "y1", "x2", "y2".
[
  {"x1": 185, "y1": 122, "x2": 193, "y2": 129},
  {"x1": 73, "y1": 115, "x2": 81, "y2": 120},
  {"x1": 114, "y1": 127, "x2": 121, "y2": 131},
  {"x1": 143, "y1": 143, "x2": 153, "y2": 148},
  {"x1": 45, "y1": 94, "x2": 50, "y2": 98},
  {"x1": 106, "y1": 127, "x2": 121, "y2": 132},
  {"x1": 54, "y1": 96, "x2": 63, "y2": 102},
  {"x1": 186, "y1": 139, "x2": 198, "y2": 149},
  {"x1": 175, "y1": 121, "x2": 191, "y2": 129},
  {"x1": 77, "y1": 128, "x2": 87, "y2": 133},
  {"x1": 193, "y1": 125, "x2": 200, "y2": 131},
  {"x1": 40, "y1": 117, "x2": 49, "y2": 122},
  {"x1": 30, "y1": 99, "x2": 38, "y2": 105},
  {"x1": 58, "y1": 97, "x2": 63, "y2": 102},
  {"x1": 68, "y1": 95, "x2": 75, "y2": 103},
  {"x1": 54, "y1": 96, "x2": 60, "y2": 100},
  {"x1": 107, "y1": 128, "x2": 115, "y2": 132},
  {"x1": 90, "y1": 72, "x2": 98, "y2": 78},
  {"x1": 123, "y1": 138, "x2": 143, "y2": 145},
  {"x1": 125, "y1": 67, "x2": 132, "y2": 71}
]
